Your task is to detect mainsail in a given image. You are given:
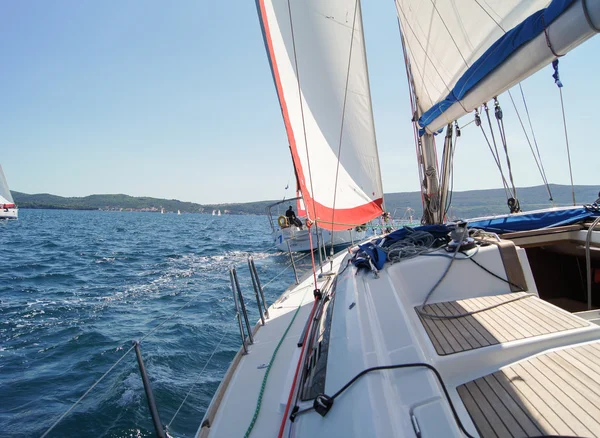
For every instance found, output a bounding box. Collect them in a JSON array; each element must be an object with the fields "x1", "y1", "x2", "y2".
[
  {"x1": 256, "y1": 0, "x2": 384, "y2": 231},
  {"x1": 396, "y1": 0, "x2": 600, "y2": 134},
  {"x1": 0, "y1": 165, "x2": 15, "y2": 205}
]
